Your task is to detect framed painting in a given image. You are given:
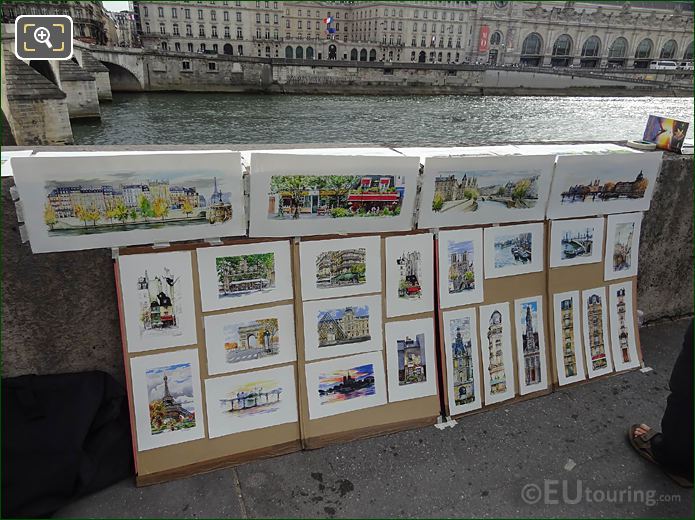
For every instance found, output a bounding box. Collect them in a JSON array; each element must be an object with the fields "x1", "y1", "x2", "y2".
[
  {"x1": 549, "y1": 217, "x2": 605, "y2": 268},
  {"x1": 552, "y1": 291, "x2": 587, "y2": 386},
  {"x1": 581, "y1": 287, "x2": 614, "y2": 379},
  {"x1": 385, "y1": 233, "x2": 434, "y2": 318},
  {"x1": 643, "y1": 115, "x2": 689, "y2": 153},
  {"x1": 437, "y1": 228, "x2": 484, "y2": 309},
  {"x1": 513, "y1": 296, "x2": 549, "y2": 395},
  {"x1": 442, "y1": 308, "x2": 482, "y2": 416},
  {"x1": 478, "y1": 302, "x2": 516, "y2": 405},
  {"x1": 604, "y1": 212, "x2": 642, "y2": 281},
  {"x1": 483, "y1": 222, "x2": 544, "y2": 279},
  {"x1": 608, "y1": 282, "x2": 641, "y2": 372}
]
